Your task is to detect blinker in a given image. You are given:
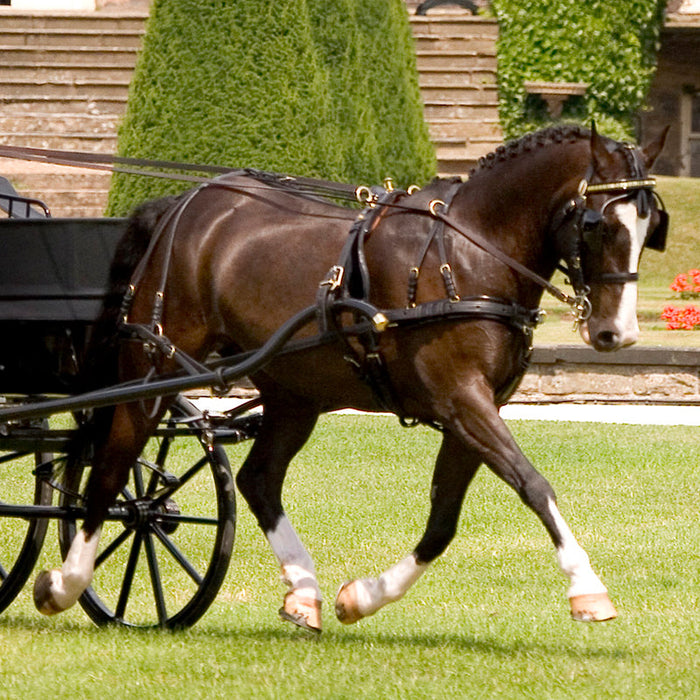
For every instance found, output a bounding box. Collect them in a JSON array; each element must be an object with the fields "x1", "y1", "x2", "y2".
[
  {"x1": 581, "y1": 208, "x2": 604, "y2": 254},
  {"x1": 645, "y1": 209, "x2": 668, "y2": 252}
]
